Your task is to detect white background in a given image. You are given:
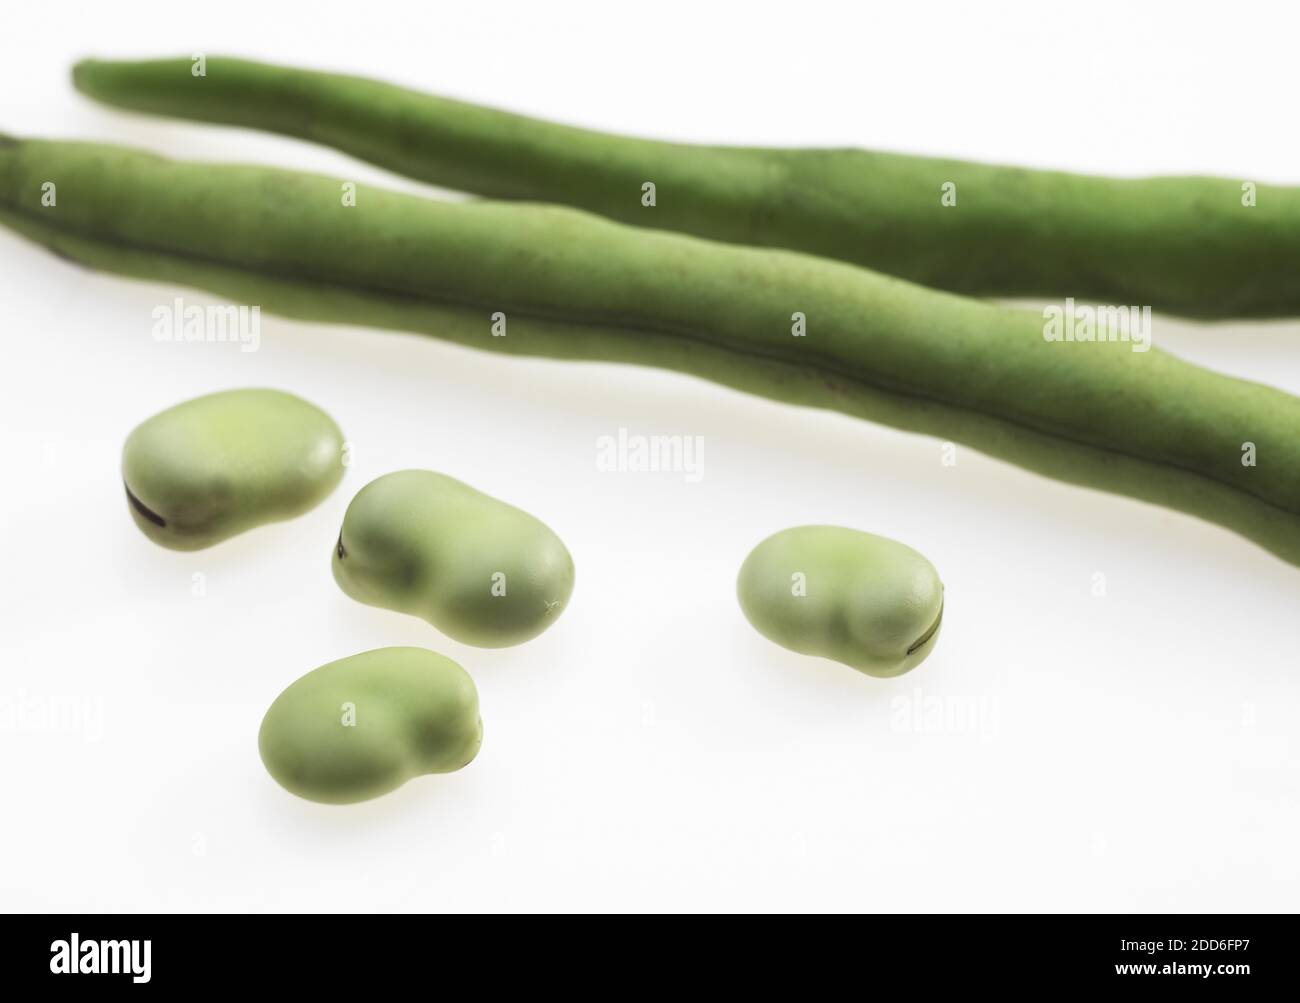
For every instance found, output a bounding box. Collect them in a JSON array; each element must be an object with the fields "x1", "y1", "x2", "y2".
[{"x1": 2, "y1": 1, "x2": 1298, "y2": 913}]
